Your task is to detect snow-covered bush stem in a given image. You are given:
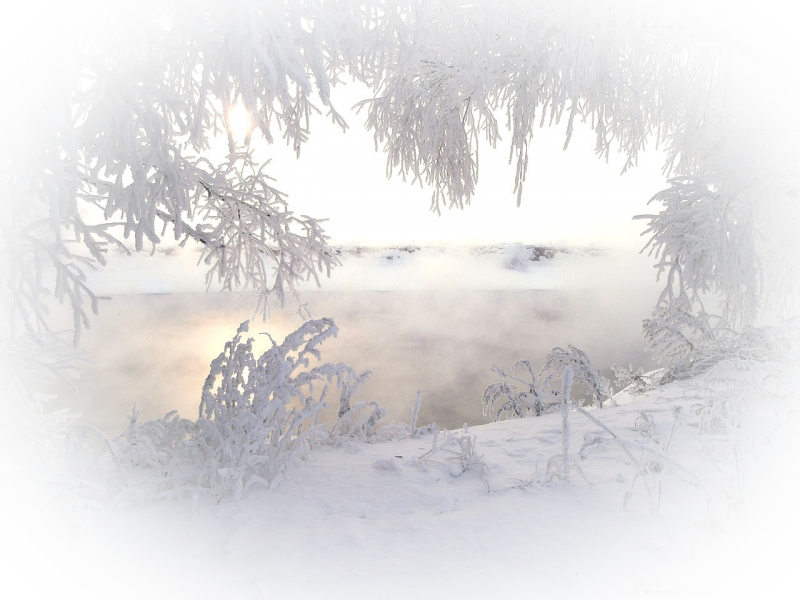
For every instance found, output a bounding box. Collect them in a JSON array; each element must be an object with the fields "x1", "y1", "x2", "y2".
[
  {"x1": 336, "y1": 369, "x2": 373, "y2": 420},
  {"x1": 544, "y1": 365, "x2": 595, "y2": 484},
  {"x1": 341, "y1": 390, "x2": 437, "y2": 444},
  {"x1": 559, "y1": 366, "x2": 573, "y2": 481},
  {"x1": 410, "y1": 391, "x2": 422, "y2": 438}
]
